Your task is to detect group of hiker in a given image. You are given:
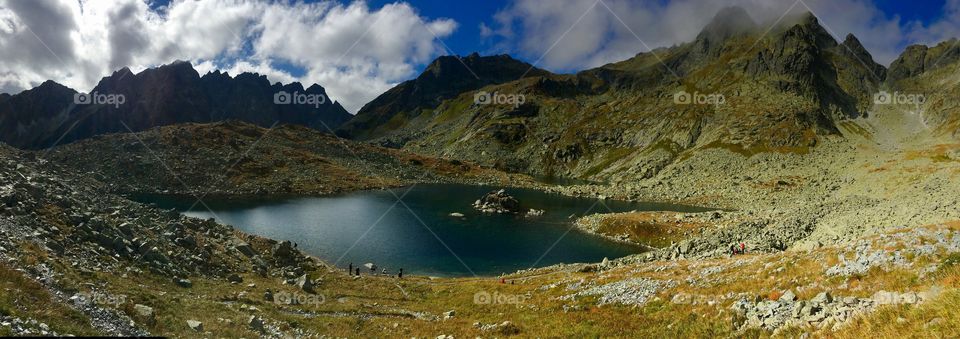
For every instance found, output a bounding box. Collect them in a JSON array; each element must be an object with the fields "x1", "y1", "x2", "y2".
[
  {"x1": 730, "y1": 242, "x2": 747, "y2": 255},
  {"x1": 347, "y1": 262, "x2": 403, "y2": 278}
]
